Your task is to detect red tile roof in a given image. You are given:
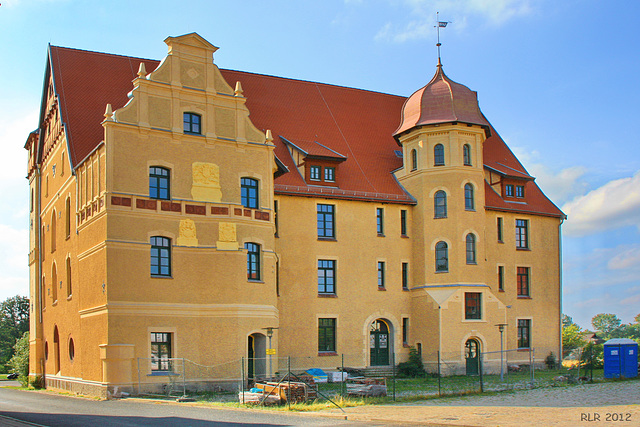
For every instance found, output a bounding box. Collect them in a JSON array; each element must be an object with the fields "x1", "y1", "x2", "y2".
[{"x1": 44, "y1": 45, "x2": 563, "y2": 217}]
